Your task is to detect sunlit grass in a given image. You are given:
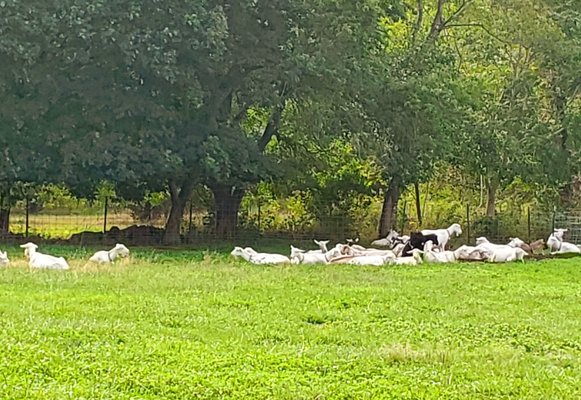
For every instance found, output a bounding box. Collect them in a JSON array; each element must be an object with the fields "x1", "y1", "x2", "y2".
[{"x1": 0, "y1": 247, "x2": 579, "y2": 399}]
